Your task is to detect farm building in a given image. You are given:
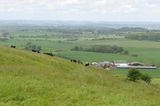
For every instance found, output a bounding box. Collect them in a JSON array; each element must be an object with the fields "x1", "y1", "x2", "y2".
[
  {"x1": 112, "y1": 60, "x2": 128, "y2": 67},
  {"x1": 92, "y1": 60, "x2": 157, "y2": 70},
  {"x1": 115, "y1": 61, "x2": 157, "y2": 69},
  {"x1": 91, "y1": 61, "x2": 112, "y2": 68},
  {"x1": 128, "y1": 62, "x2": 144, "y2": 66}
]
